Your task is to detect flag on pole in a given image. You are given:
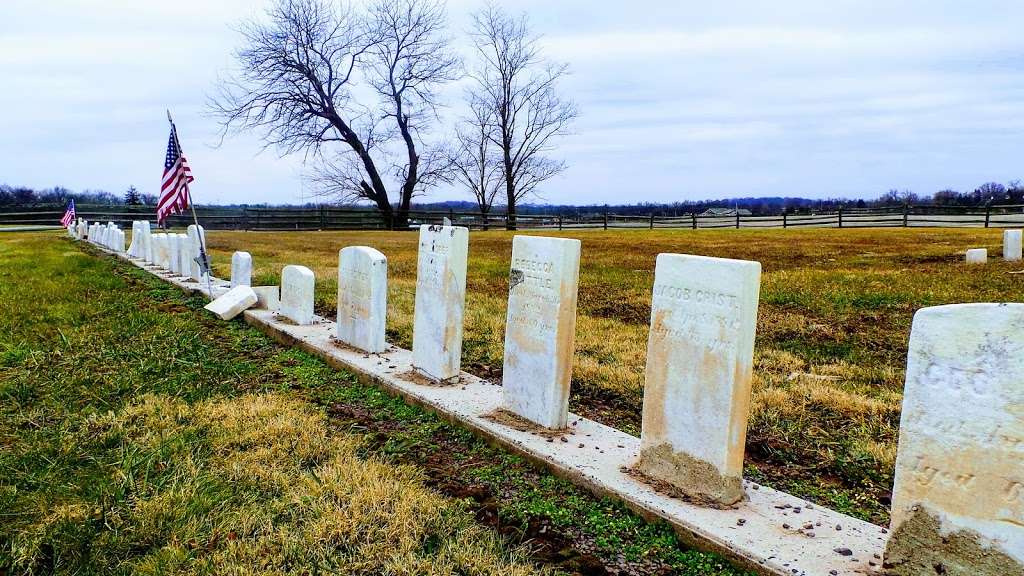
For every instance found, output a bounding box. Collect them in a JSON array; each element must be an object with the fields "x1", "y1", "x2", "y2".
[
  {"x1": 157, "y1": 121, "x2": 194, "y2": 225},
  {"x1": 60, "y1": 199, "x2": 76, "y2": 227}
]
